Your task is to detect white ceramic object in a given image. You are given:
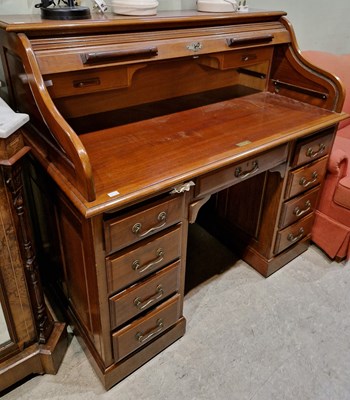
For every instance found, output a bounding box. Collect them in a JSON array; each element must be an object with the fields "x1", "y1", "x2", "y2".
[
  {"x1": 111, "y1": 0, "x2": 158, "y2": 15},
  {"x1": 197, "y1": 0, "x2": 238, "y2": 13},
  {"x1": 0, "y1": 98, "x2": 29, "y2": 138}
]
